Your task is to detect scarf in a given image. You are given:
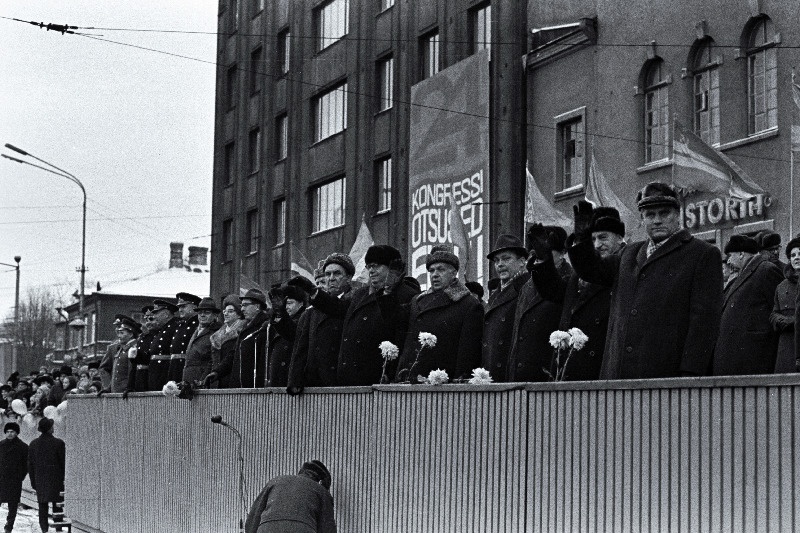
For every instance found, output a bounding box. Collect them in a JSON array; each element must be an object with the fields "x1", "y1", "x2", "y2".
[{"x1": 210, "y1": 319, "x2": 246, "y2": 350}]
